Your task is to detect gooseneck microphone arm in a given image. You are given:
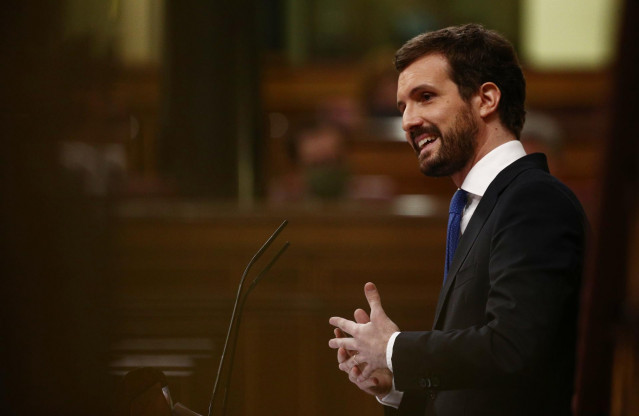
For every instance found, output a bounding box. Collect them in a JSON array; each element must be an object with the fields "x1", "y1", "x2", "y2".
[
  {"x1": 207, "y1": 220, "x2": 289, "y2": 416},
  {"x1": 220, "y1": 241, "x2": 290, "y2": 415}
]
